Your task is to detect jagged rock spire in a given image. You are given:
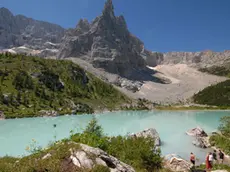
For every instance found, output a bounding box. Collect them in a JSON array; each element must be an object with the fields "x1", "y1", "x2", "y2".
[
  {"x1": 102, "y1": 0, "x2": 115, "y2": 18},
  {"x1": 76, "y1": 19, "x2": 90, "y2": 31}
]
